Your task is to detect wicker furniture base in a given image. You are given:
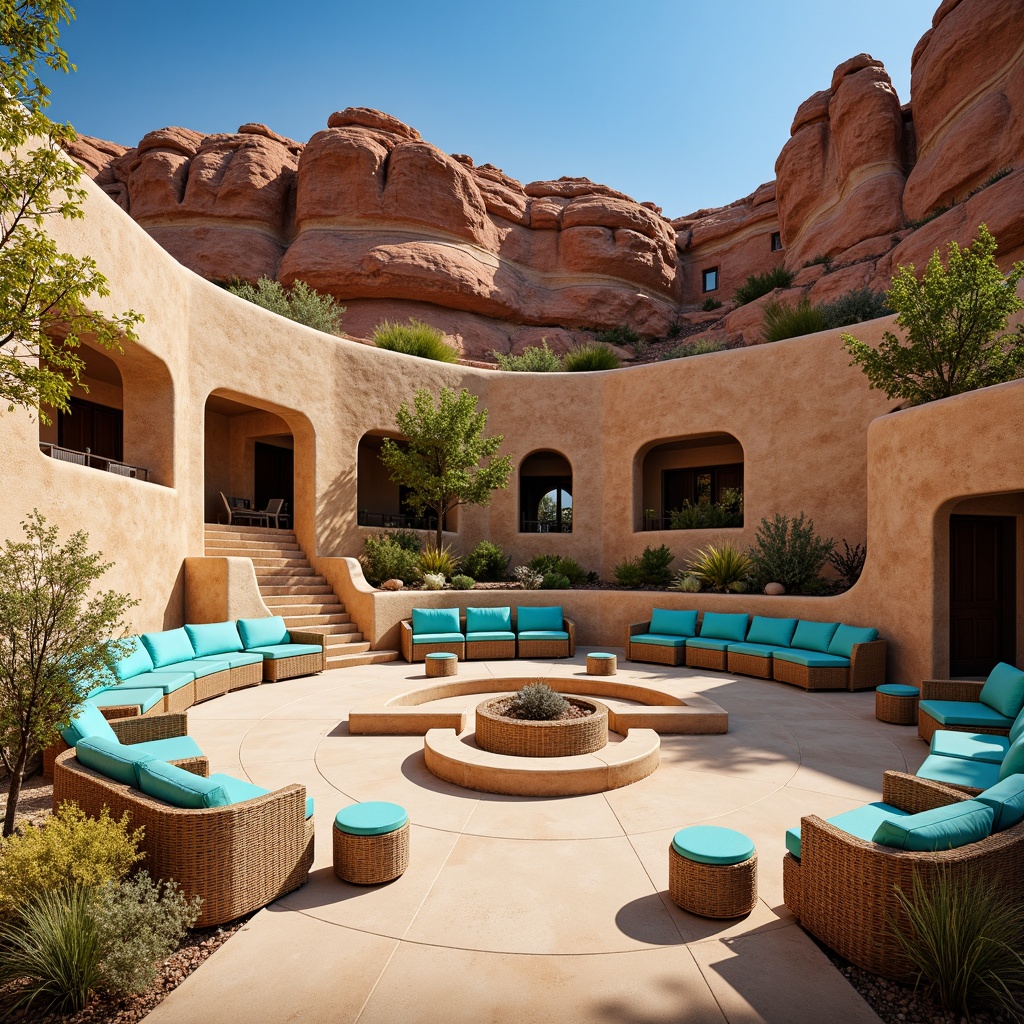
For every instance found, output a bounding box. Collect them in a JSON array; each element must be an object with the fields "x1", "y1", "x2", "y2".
[
  {"x1": 685, "y1": 646, "x2": 728, "y2": 672},
  {"x1": 875, "y1": 689, "x2": 918, "y2": 725},
  {"x1": 425, "y1": 653, "x2": 458, "y2": 677},
  {"x1": 475, "y1": 696, "x2": 609, "y2": 757},
  {"x1": 627, "y1": 642, "x2": 685, "y2": 666},
  {"x1": 466, "y1": 640, "x2": 515, "y2": 660},
  {"x1": 164, "y1": 681, "x2": 197, "y2": 714},
  {"x1": 587, "y1": 653, "x2": 617, "y2": 675},
  {"x1": 333, "y1": 820, "x2": 410, "y2": 885},
  {"x1": 264, "y1": 651, "x2": 324, "y2": 682},
  {"x1": 412, "y1": 642, "x2": 465, "y2": 663},
  {"x1": 517, "y1": 639, "x2": 571, "y2": 659},
  {"x1": 917, "y1": 708, "x2": 1010, "y2": 745},
  {"x1": 772, "y1": 659, "x2": 848, "y2": 691},
  {"x1": 726, "y1": 651, "x2": 773, "y2": 680},
  {"x1": 194, "y1": 669, "x2": 232, "y2": 703},
  {"x1": 229, "y1": 661, "x2": 263, "y2": 690},
  {"x1": 669, "y1": 844, "x2": 758, "y2": 918}
]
